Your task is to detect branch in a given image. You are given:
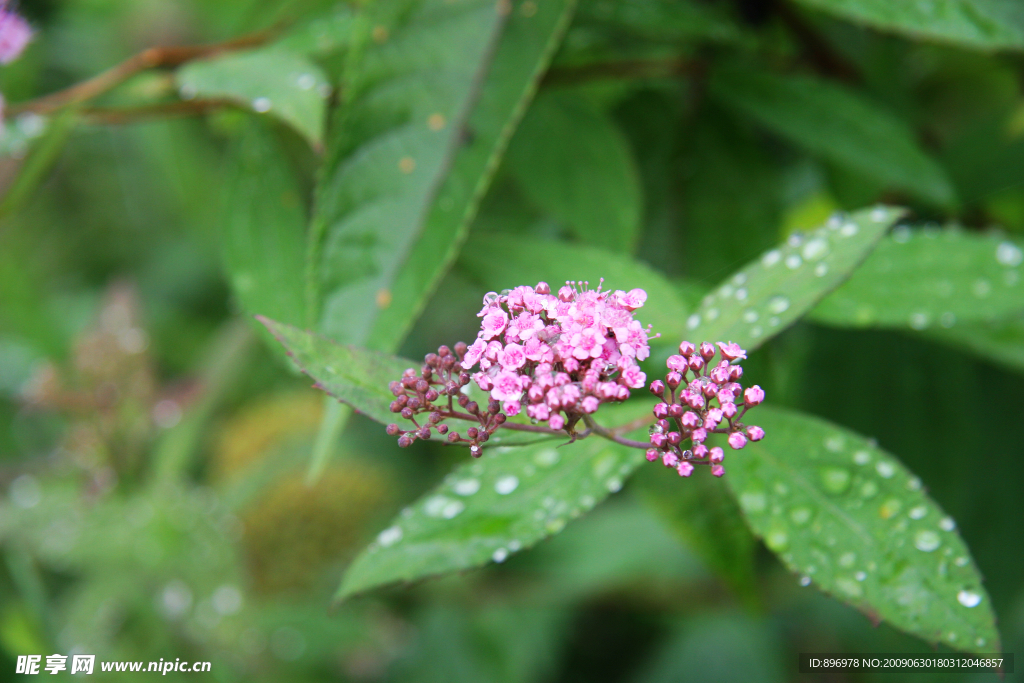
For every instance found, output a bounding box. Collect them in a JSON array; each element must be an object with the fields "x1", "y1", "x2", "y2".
[
  {"x1": 80, "y1": 99, "x2": 238, "y2": 125},
  {"x1": 583, "y1": 415, "x2": 649, "y2": 450},
  {"x1": 7, "y1": 29, "x2": 276, "y2": 117}
]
